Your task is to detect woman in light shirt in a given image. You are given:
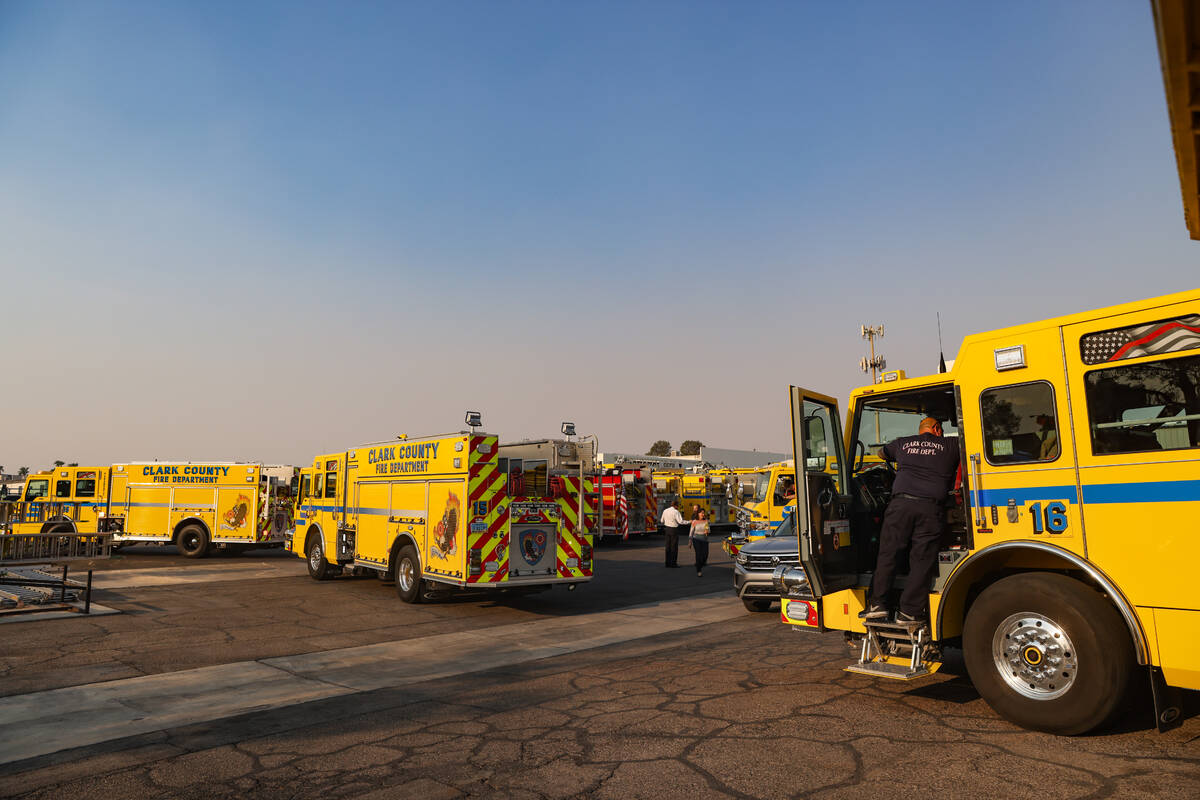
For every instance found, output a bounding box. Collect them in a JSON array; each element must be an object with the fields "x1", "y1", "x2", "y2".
[{"x1": 690, "y1": 509, "x2": 710, "y2": 577}]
